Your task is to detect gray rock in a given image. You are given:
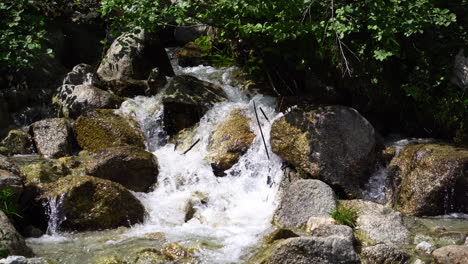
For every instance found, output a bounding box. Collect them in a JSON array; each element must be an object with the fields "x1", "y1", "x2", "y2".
[
  {"x1": 264, "y1": 237, "x2": 360, "y2": 264},
  {"x1": 432, "y1": 245, "x2": 468, "y2": 264},
  {"x1": 341, "y1": 200, "x2": 410, "y2": 246},
  {"x1": 273, "y1": 179, "x2": 336, "y2": 229},
  {"x1": 62, "y1": 63, "x2": 98, "y2": 86},
  {"x1": 415, "y1": 241, "x2": 434, "y2": 256},
  {"x1": 30, "y1": 118, "x2": 74, "y2": 159},
  {"x1": 0, "y1": 130, "x2": 33, "y2": 156},
  {"x1": 53, "y1": 84, "x2": 123, "y2": 118},
  {"x1": 309, "y1": 224, "x2": 355, "y2": 244},
  {"x1": 270, "y1": 105, "x2": 376, "y2": 198},
  {"x1": 84, "y1": 146, "x2": 159, "y2": 192},
  {"x1": 360, "y1": 244, "x2": 409, "y2": 264},
  {"x1": 162, "y1": 75, "x2": 227, "y2": 135},
  {"x1": 97, "y1": 30, "x2": 174, "y2": 82},
  {"x1": 0, "y1": 211, "x2": 33, "y2": 257}
]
